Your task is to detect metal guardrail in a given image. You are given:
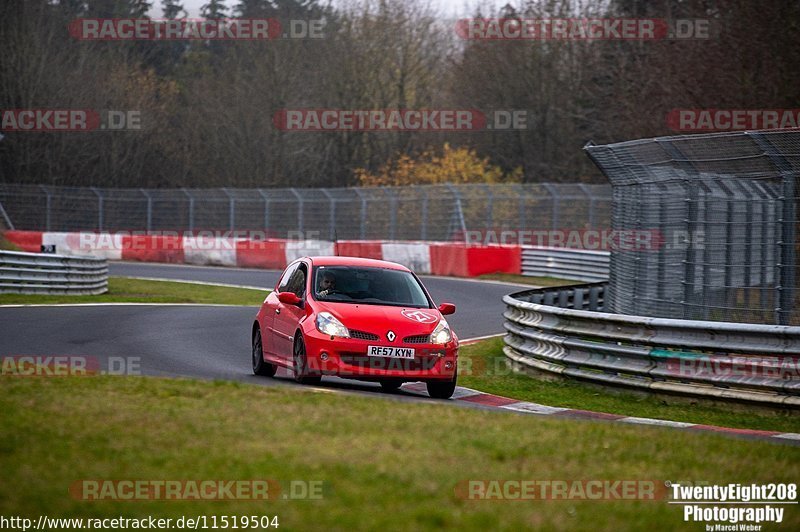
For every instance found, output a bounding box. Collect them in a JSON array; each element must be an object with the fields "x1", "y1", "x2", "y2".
[
  {"x1": 0, "y1": 250, "x2": 108, "y2": 295},
  {"x1": 521, "y1": 247, "x2": 609, "y2": 282},
  {"x1": 503, "y1": 283, "x2": 800, "y2": 407}
]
